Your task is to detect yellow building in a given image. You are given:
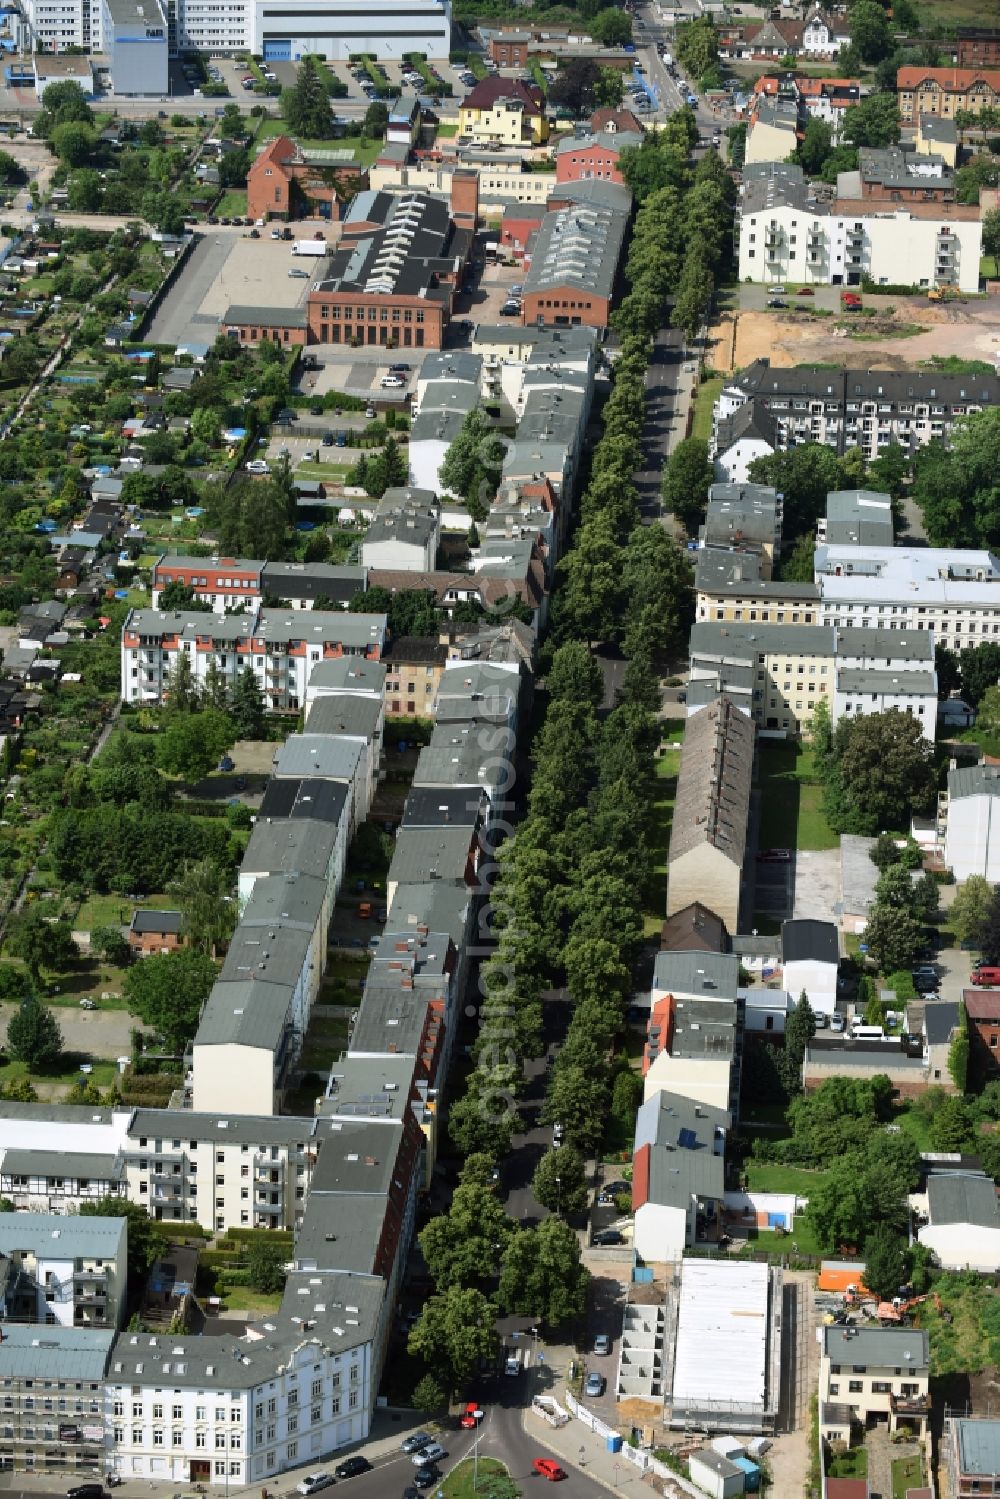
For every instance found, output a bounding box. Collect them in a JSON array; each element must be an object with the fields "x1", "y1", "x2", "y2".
[
  {"x1": 916, "y1": 114, "x2": 959, "y2": 168},
  {"x1": 897, "y1": 64, "x2": 1000, "y2": 122},
  {"x1": 458, "y1": 76, "x2": 550, "y2": 145}
]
